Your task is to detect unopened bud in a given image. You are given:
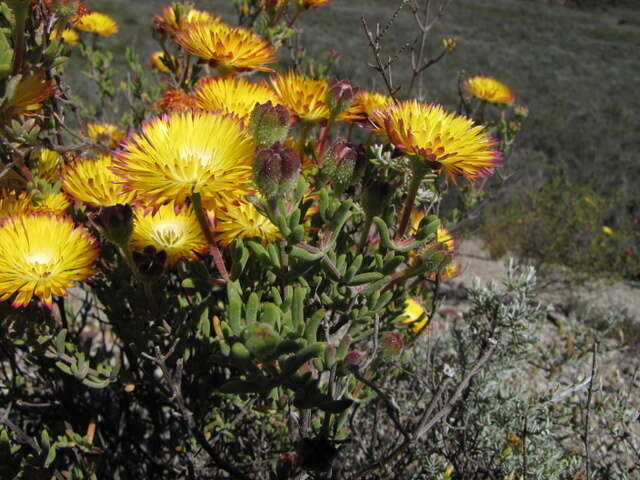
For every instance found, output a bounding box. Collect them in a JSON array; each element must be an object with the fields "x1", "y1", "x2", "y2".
[
  {"x1": 249, "y1": 101, "x2": 290, "y2": 149},
  {"x1": 92, "y1": 204, "x2": 134, "y2": 246},
  {"x1": 442, "y1": 37, "x2": 456, "y2": 53},
  {"x1": 133, "y1": 245, "x2": 167, "y2": 280},
  {"x1": 327, "y1": 78, "x2": 356, "y2": 116},
  {"x1": 253, "y1": 142, "x2": 301, "y2": 200},
  {"x1": 343, "y1": 351, "x2": 363, "y2": 369},
  {"x1": 321, "y1": 141, "x2": 357, "y2": 194},
  {"x1": 380, "y1": 331, "x2": 404, "y2": 358}
]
